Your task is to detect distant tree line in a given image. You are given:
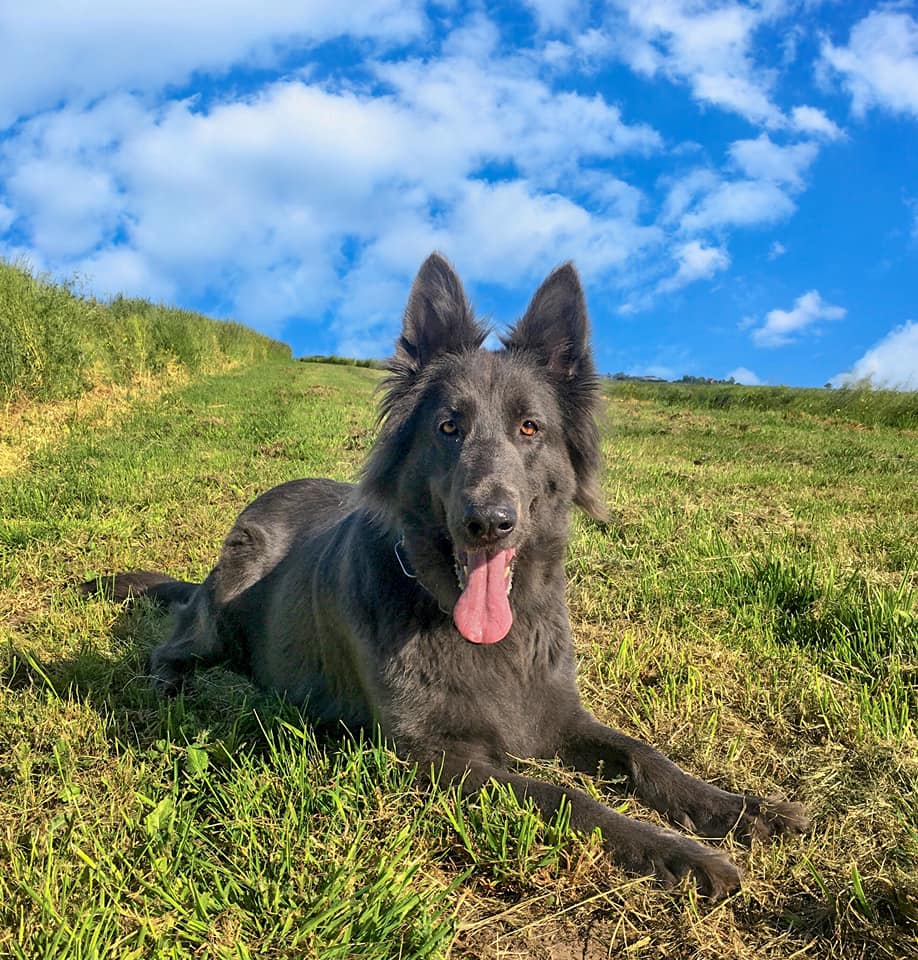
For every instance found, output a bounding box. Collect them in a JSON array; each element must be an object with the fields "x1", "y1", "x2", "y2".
[
  {"x1": 299, "y1": 355, "x2": 386, "y2": 370},
  {"x1": 608, "y1": 372, "x2": 738, "y2": 385}
]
